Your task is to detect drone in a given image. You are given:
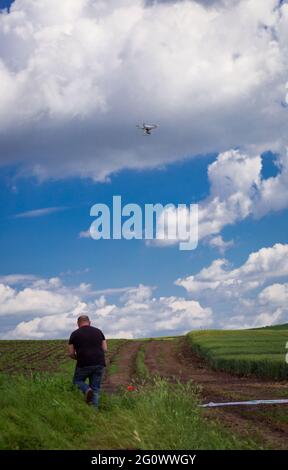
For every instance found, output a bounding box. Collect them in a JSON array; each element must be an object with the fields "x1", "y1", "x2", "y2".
[{"x1": 136, "y1": 122, "x2": 158, "y2": 135}]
